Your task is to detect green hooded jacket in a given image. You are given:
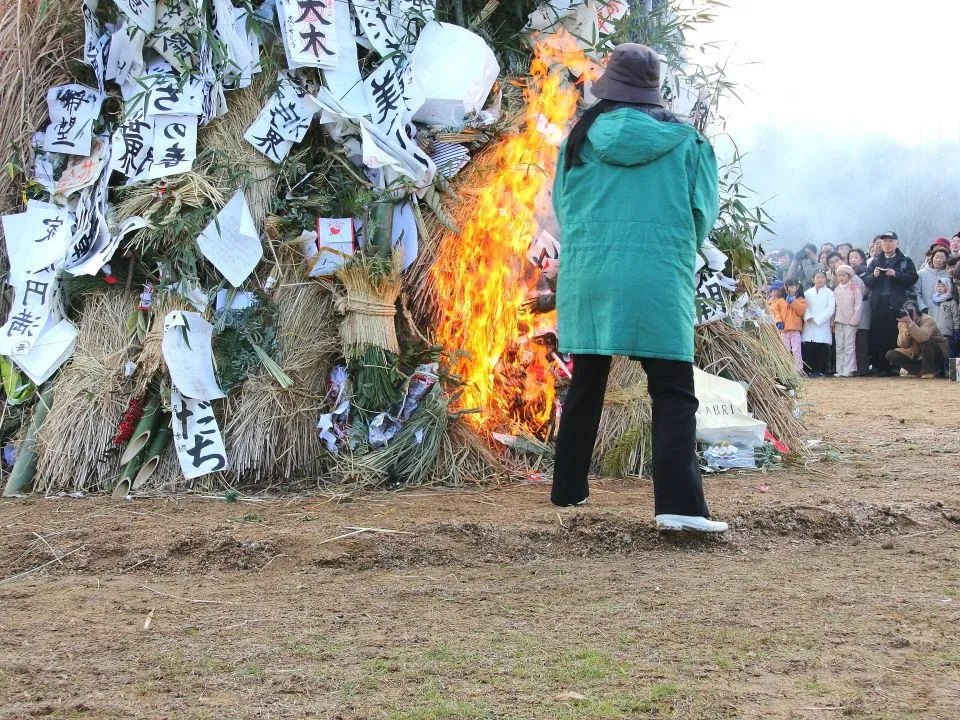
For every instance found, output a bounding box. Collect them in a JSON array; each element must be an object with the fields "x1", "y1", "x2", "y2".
[{"x1": 552, "y1": 108, "x2": 719, "y2": 362}]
